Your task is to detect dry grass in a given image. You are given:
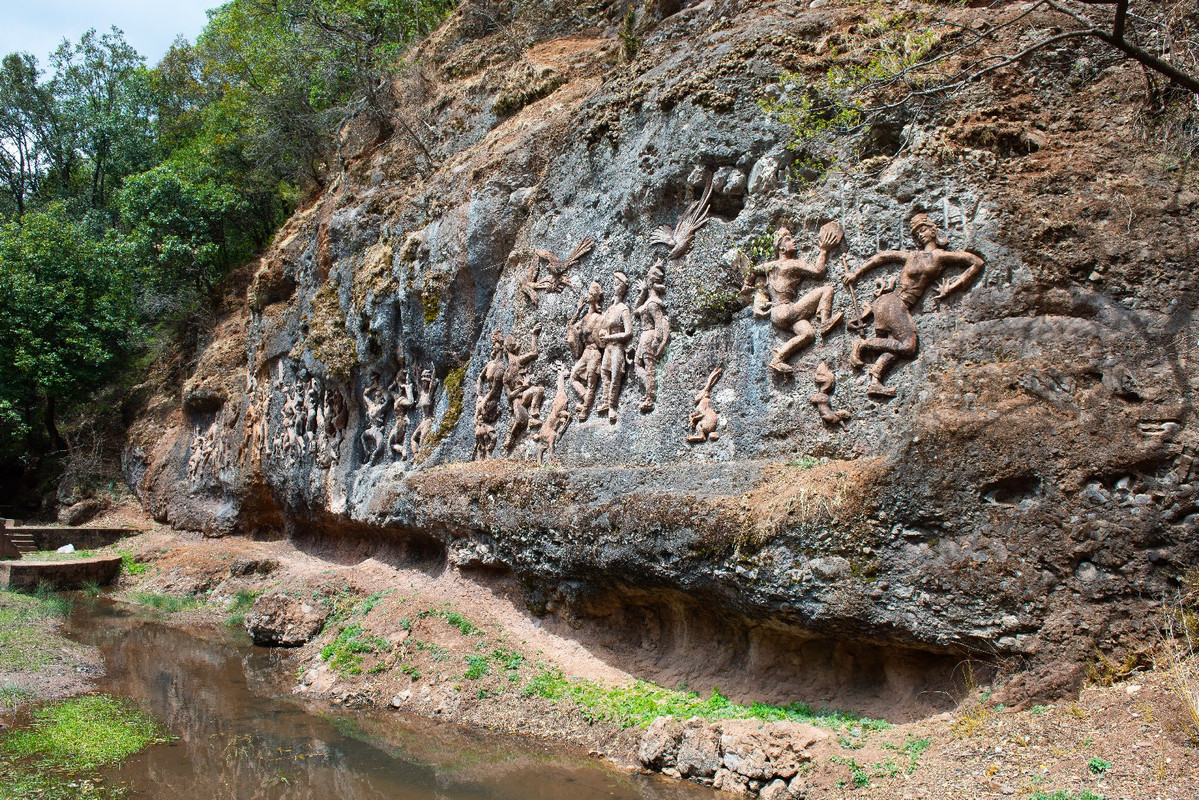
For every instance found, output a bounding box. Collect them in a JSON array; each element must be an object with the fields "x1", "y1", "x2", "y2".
[{"x1": 1159, "y1": 594, "x2": 1199, "y2": 745}]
